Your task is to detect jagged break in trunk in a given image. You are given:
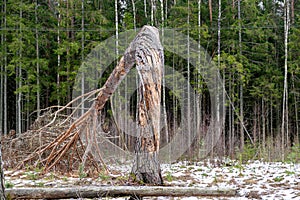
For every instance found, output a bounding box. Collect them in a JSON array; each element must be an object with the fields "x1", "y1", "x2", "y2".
[
  {"x1": 131, "y1": 27, "x2": 163, "y2": 184},
  {"x1": 95, "y1": 26, "x2": 163, "y2": 185}
]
